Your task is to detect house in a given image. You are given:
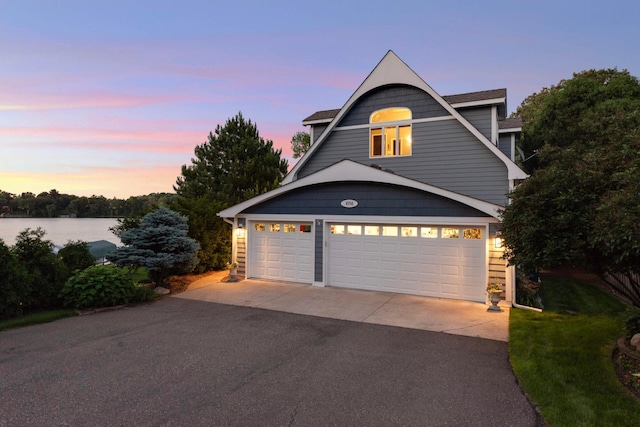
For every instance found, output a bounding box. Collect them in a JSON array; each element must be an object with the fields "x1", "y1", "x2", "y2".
[{"x1": 218, "y1": 51, "x2": 527, "y2": 304}]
